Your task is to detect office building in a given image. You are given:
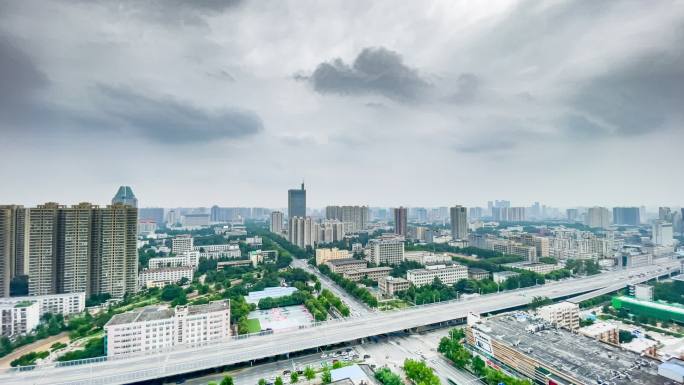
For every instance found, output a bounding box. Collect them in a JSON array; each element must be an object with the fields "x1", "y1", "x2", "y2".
[
  {"x1": 111, "y1": 186, "x2": 138, "y2": 208},
  {"x1": 536, "y1": 301, "x2": 580, "y2": 330},
  {"x1": 325, "y1": 206, "x2": 369, "y2": 232},
  {"x1": 465, "y1": 313, "x2": 667, "y2": 385},
  {"x1": 315, "y1": 248, "x2": 351, "y2": 265},
  {"x1": 367, "y1": 235, "x2": 404, "y2": 265},
  {"x1": 0, "y1": 205, "x2": 27, "y2": 297},
  {"x1": 0, "y1": 300, "x2": 40, "y2": 337},
  {"x1": 406, "y1": 264, "x2": 468, "y2": 287},
  {"x1": 194, "y1": 244, "x2": 240, "y2": 259},
  {"x1": 104, "y1": 300, "x2": 230, "y2": 356},
  {"x1": 378, "y1": 276, "x2": 410, "y2": 297},
  {"x1": 327, "y1": 258, "x2": 367, "y2": 275},
  {"x1": 613, "y1": 207, "x2": 640, "y2": 226},
  {"x1": 288, "y1": 182, "x2": 306, "y2": 218},
  {"x1": 652, "y1": 220, "x2": 674, "y2": 246},
  {"x1": 449, "y1": 205, "x2": 467, "y2": 240},
  {"x1": 343, "y1": 267, "x2": 392, "y2": 282},
  {"x1": 148, "y1": 252, "x2": 200, "y2": 270},
  {"x1": 404, "y1": 251, "x2": 452, "y2": 265},
  {"x1": 270, "y1": 211, "x2": 284, "y2": 234},
  {"x1": 585, "y1": 206, "x2": 612, "y2": 229},
  {"x1": 172, "y1": 235, "x2": 194, "y2": 255},
  {"x1": 3, "y1": 292, "x2": 85, "y2": 317},
  {"x1": 393, "y1": 207, "x2": 407, "y2": 237},
  {"x1": 138, "y1": 266, "x2": 193, "y2": 289},
  {"x1": 138, "y1": 208, "x2": 164, "y2": 225}
]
